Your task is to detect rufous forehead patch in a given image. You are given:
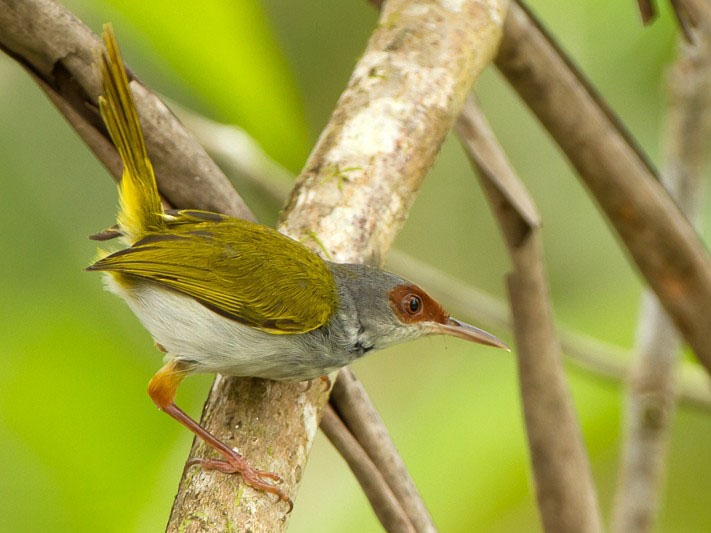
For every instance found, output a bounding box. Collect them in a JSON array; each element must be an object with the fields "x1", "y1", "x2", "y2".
[{"x1": 389, "y1": 284, "x2": 450, "y2": 324}]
